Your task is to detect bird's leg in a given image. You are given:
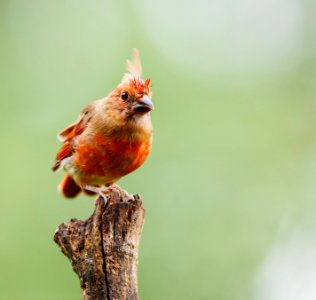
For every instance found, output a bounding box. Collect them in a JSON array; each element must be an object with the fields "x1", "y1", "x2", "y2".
[
  {"x1": 83, "y1": 184, "x2": 131, "y2": 202},
  {"x1": 83, "y1": 185, "x2": 108, "y2": 202}
]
